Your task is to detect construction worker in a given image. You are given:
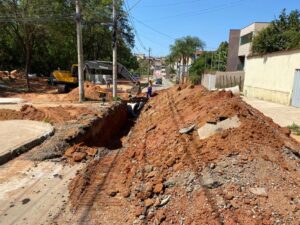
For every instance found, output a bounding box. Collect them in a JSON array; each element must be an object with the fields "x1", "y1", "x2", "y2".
[{"x1": 147, "y1": 80, "x2": 152, "y2": 98}]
